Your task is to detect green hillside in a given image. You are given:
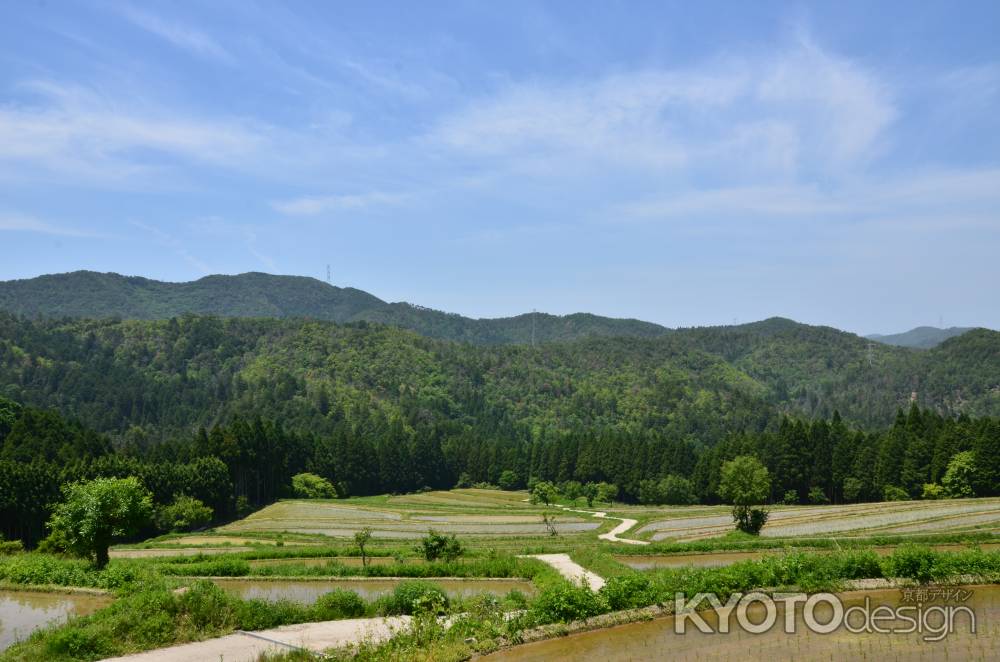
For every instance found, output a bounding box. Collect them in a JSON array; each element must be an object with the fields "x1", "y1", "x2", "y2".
[{"x1": 0, "y1": 271, "x2": 670, "y2": 345}]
